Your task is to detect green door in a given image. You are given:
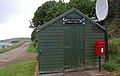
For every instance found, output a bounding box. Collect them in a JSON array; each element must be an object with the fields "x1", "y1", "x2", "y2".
[{"x1": 64, "y1": 25, "x2": 85, "y2": 70}]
